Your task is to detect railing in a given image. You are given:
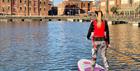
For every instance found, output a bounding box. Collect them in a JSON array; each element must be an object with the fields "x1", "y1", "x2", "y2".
[
  {"x1": 0, "y1": 15, "x2": 88, "y2": 20},
  {"x1": 108, "y1": 15, "x2": 140, "y2": 22}
]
